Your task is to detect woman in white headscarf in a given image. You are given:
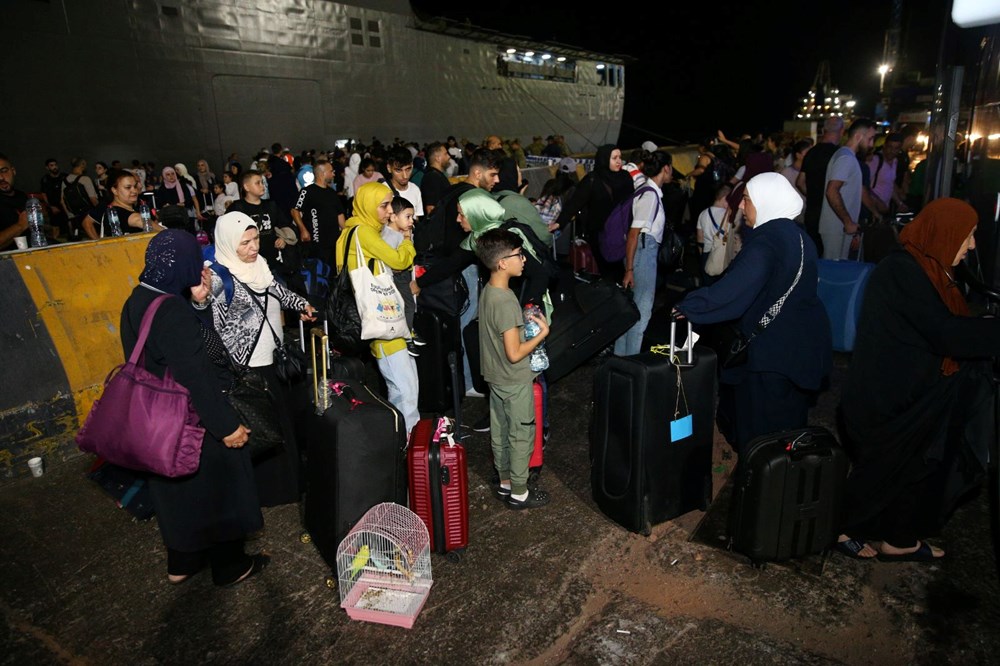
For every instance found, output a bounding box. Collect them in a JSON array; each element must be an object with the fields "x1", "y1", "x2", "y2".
[
  {"x1": 344, "y1": 152, "x2": 362, "y2": 200},
  {"x1": 209, "y1": 211, "x2": 317, "y2": 508},
  {"x1": 676, "y1": 172, "x2": 832, "y2": 454}
]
